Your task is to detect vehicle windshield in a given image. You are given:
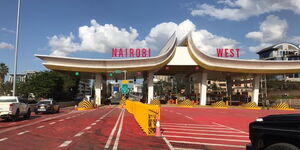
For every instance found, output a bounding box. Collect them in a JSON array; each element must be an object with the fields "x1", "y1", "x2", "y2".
[
  {"x1": 0, "y1": 98, "x2": 17, "y2": 102},
  {"x1": 37, "y1": 101, "x2": 51, "y2": 104}
]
